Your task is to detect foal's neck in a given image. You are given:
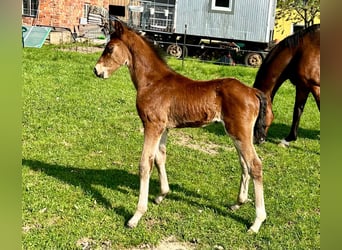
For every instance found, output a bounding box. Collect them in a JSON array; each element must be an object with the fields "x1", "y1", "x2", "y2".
[{"x1": 123, "y1": 32, "x2": 173, "y2": 90}]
